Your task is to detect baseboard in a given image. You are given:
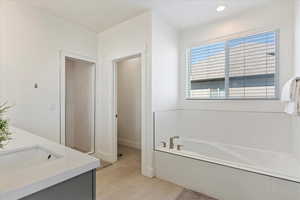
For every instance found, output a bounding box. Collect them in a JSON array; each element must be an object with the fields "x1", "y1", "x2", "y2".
[
  {"x1": 118, "y1": 138, "x2": 141, "y2": 149},
  {"x1": 95, "y1": 147, "x2": 155, "y2": 177},
  {"x1": 142, "y1": 165, "x2": 155, "y2": 178},
  {"x1": 95, "y1": 151, "x2": 115, "y2": 163}
]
